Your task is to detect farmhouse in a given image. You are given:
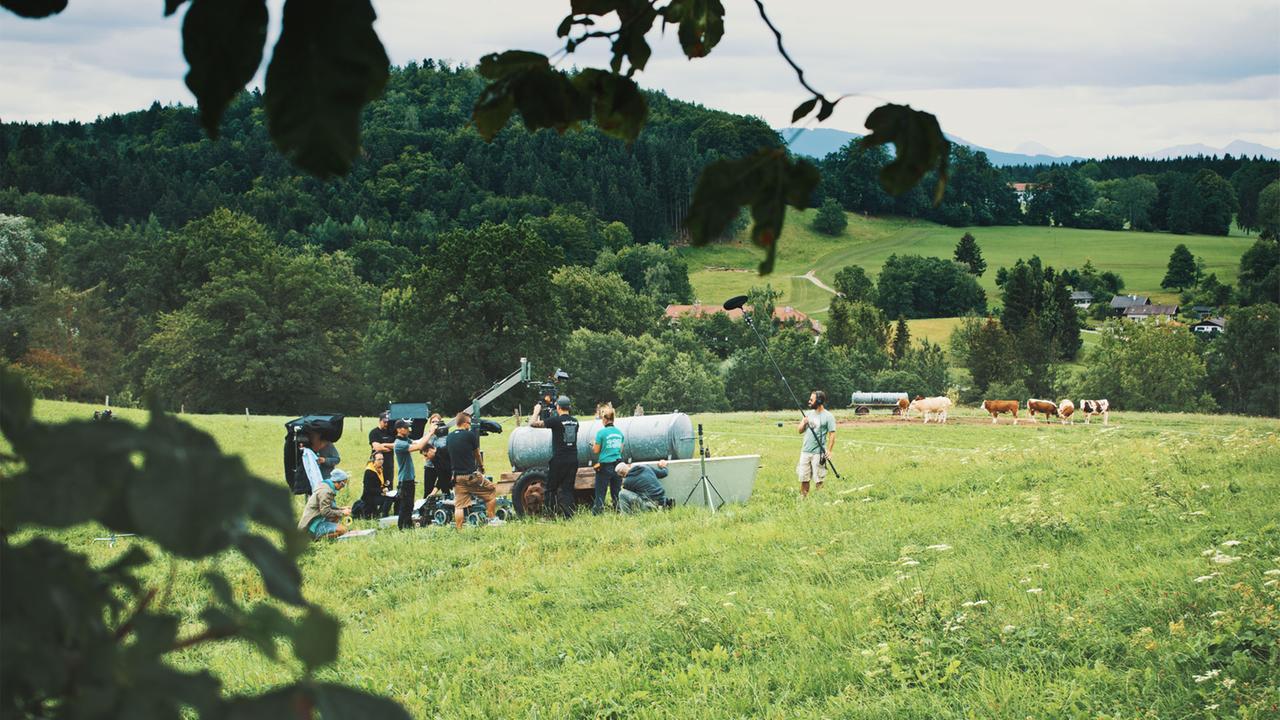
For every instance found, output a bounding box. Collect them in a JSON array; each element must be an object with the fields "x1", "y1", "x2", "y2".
[
  {"x1": 1069, "y1": 290, "x2": 1094, "y2": 309},
  {"x1": 1191, "y1": 316, "x2": 1227, "y2": 334},
  {"x1": 1123, "y1": 304, "x2": 1180, "y2": 323},
  {"x1": 1109, "y1": 294, "x2": 1150, "y2": 313},
  {"x1": 665, "y1": 303, "x2": 822, "y2": 335},
  {"x1": 1191, "y1": 305, "x2": 1217, "y2": 319}
]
